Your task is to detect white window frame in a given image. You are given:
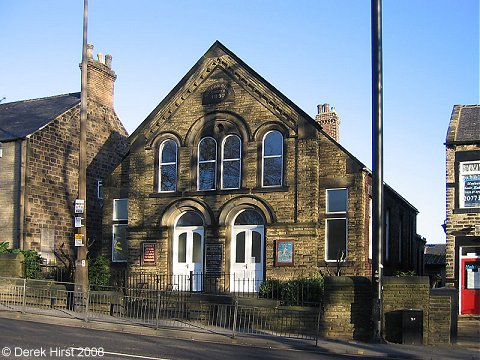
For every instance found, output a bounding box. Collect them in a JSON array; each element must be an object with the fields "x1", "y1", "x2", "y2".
[
  {"x1": 326, "y1": 188, "x2": 348, "y2": 214},
  {"x1": 113, "y1": 198, "x2": 128, "y2": 221},
  {"x1": 325, "y1": 188, "x2": 348, "y2": 262},
  {"x1": 197, "y1": 137, "x2": 217, "y2": 191},
  {"x1": 97, "y1": 180, "x2": 103, "y2": 200},
  {"x1": 325, "y1": 218, "x2": 348, "y2": 262},
  {"x1": 221, "y1": 134, "x2": 241, "y2": 190},
  {"x1": 112, "y1": 224, "x2": 128, "y2": 263},
  {"x1": 158, "y1": 139, "x2": 178, "y2": 192},
  {"x1": 459, "y1": 160, "x2": 480, "y2": 208},
  {"x1": 262, "y1": 130, "x2": 283, "y2": 187}
]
